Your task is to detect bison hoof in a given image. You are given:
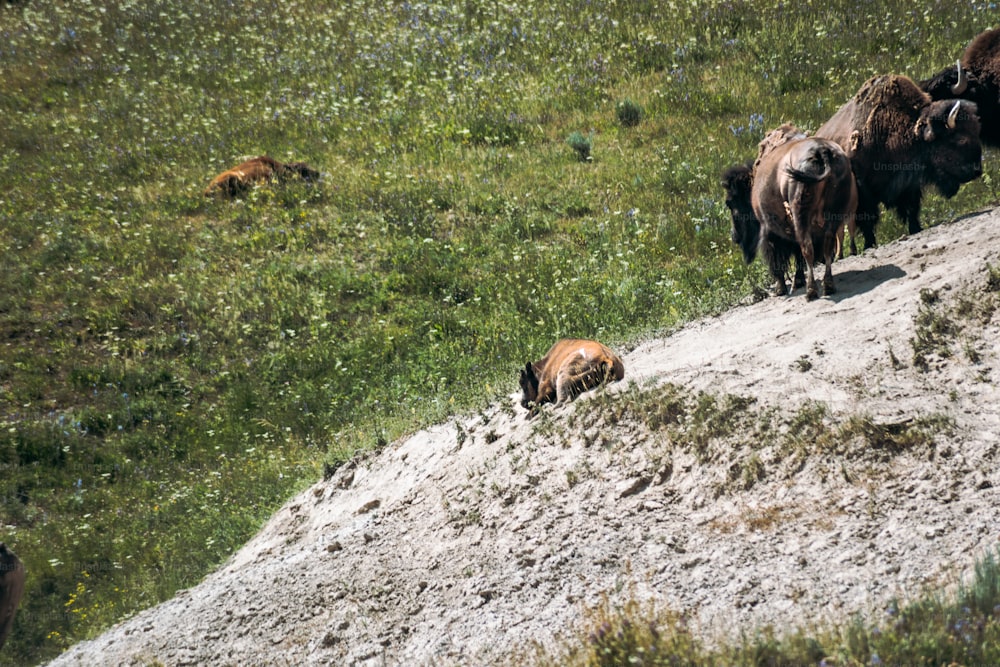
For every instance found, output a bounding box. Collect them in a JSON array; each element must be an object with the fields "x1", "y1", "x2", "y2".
[
  {"x1": 806, "y1": 287, "x2": 820, "y2": 301},
  {"x1": 793, "y1": 274, "x2": 806, "y2": 289},
  {"x1": 823, "y1": 283, "x2": 837, "y2": 296},
  {"x1": 772, "y1": 282, "x2": 788, "y2": 297}
]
